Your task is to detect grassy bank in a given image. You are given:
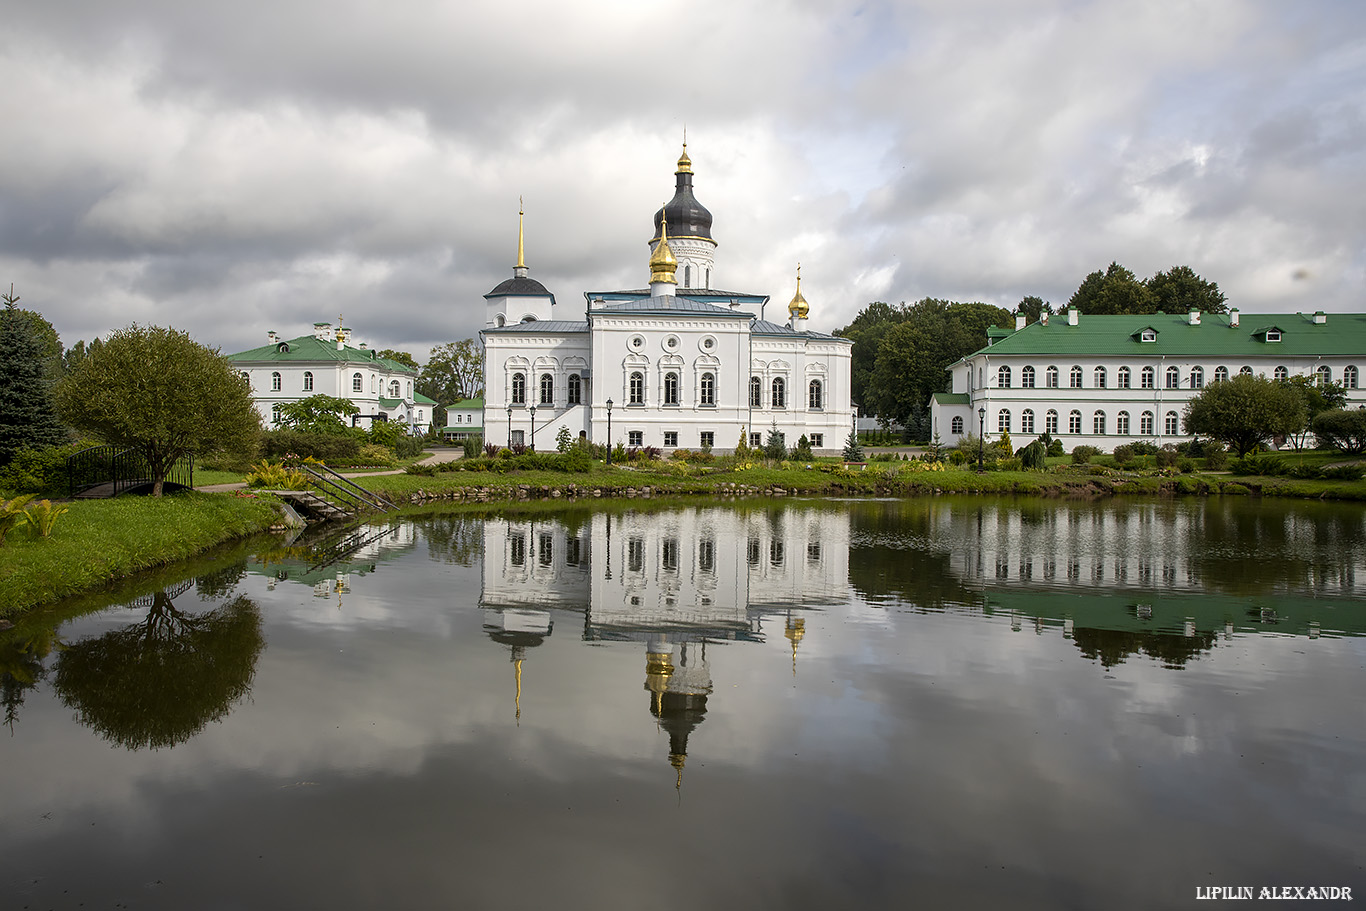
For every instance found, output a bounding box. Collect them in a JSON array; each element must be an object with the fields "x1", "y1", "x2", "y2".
[
  {"x1": 0, "y1": 493, "x2": 283, "y2": 617},
  {"x1": 362, "y1": 460, "x2": 1366, "y2": 503}
]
